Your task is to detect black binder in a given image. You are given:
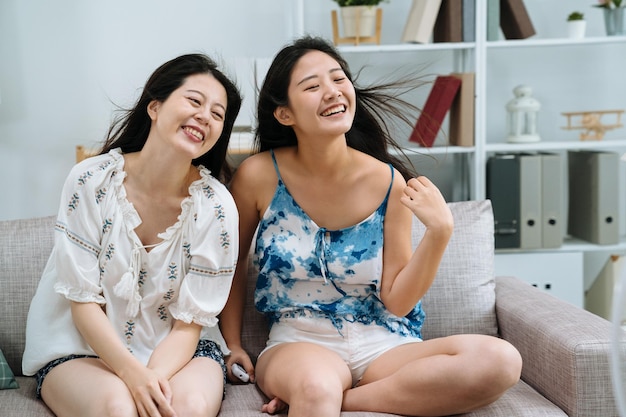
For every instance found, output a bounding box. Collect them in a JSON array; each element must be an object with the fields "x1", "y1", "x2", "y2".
[{"x1": 487, "y1": 153, "x2": 520, "y2": 249}]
